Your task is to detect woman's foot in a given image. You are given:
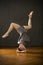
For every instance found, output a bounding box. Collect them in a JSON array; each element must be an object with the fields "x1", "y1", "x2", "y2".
[
  {"x1": 28, "y1": 11, "x2": 34, "y2": 18},
  {"x1": 2, "y1": 33, "x2": 9, "y2": 38}
]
